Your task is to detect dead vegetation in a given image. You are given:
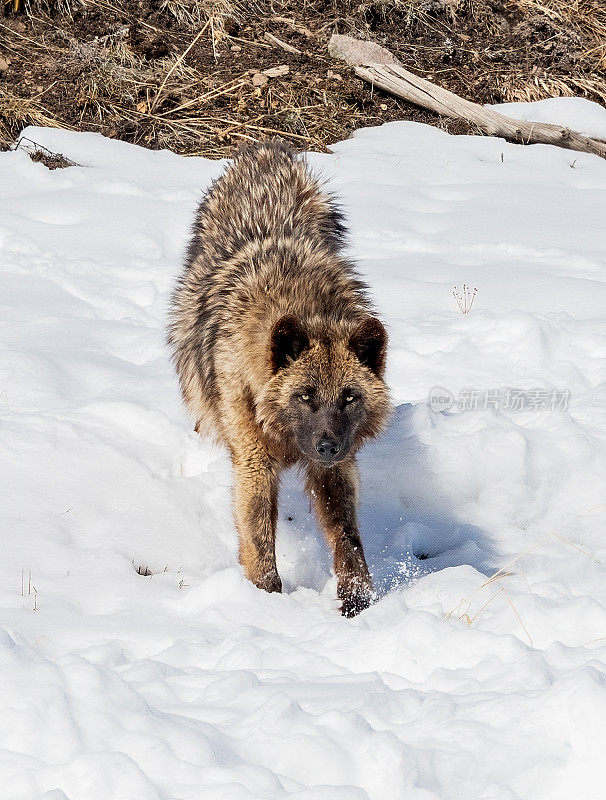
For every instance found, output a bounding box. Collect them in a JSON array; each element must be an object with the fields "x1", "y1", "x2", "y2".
[
  {"x1": 331, "y1": 34, "x2": 606, "y2": 158},
  {"x1": 12, "y1": 135, "x2": 79, "y2": 167},
  {"x1": 0, "y1": 0, "x2": 605, "y2": 156}
]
